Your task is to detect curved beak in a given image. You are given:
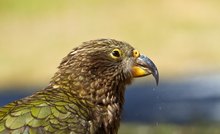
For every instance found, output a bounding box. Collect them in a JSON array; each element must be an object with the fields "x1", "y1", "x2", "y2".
[{"x1": 132, "y1": 55, "x2": 159, "y2": 85}]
